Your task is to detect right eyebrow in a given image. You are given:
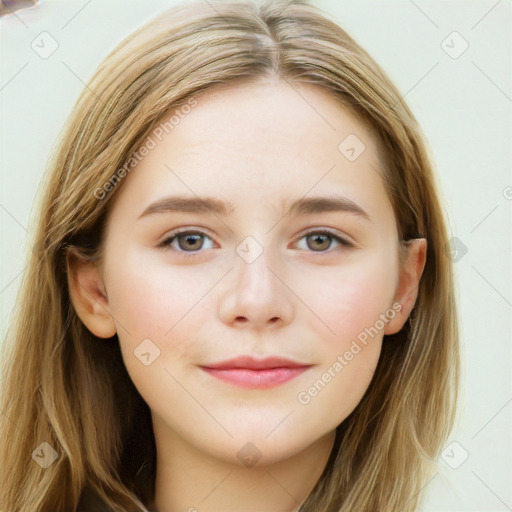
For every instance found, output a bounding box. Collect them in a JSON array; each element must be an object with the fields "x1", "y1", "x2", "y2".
[{"x1": 138, "y1": 196, "x2": 233, "y2": 219}]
